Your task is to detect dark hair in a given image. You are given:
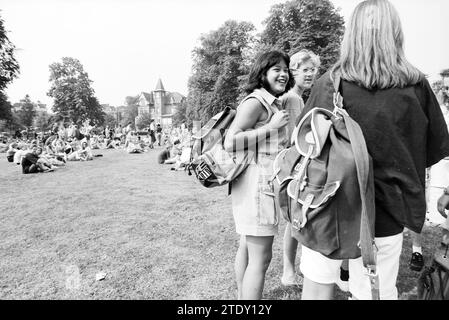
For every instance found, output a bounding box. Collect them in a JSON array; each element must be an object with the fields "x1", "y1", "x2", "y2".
[{"x1": 245, "y1": 50, "x2": 295, "y2": 95}]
